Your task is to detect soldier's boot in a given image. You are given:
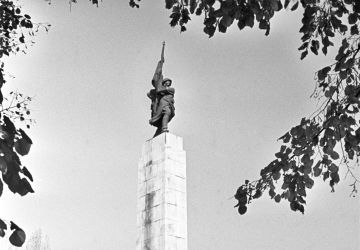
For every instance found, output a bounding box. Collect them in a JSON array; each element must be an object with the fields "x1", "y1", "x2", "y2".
[{"x1": 161, "y1": 113, "x2": 170, "y2": 133}]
